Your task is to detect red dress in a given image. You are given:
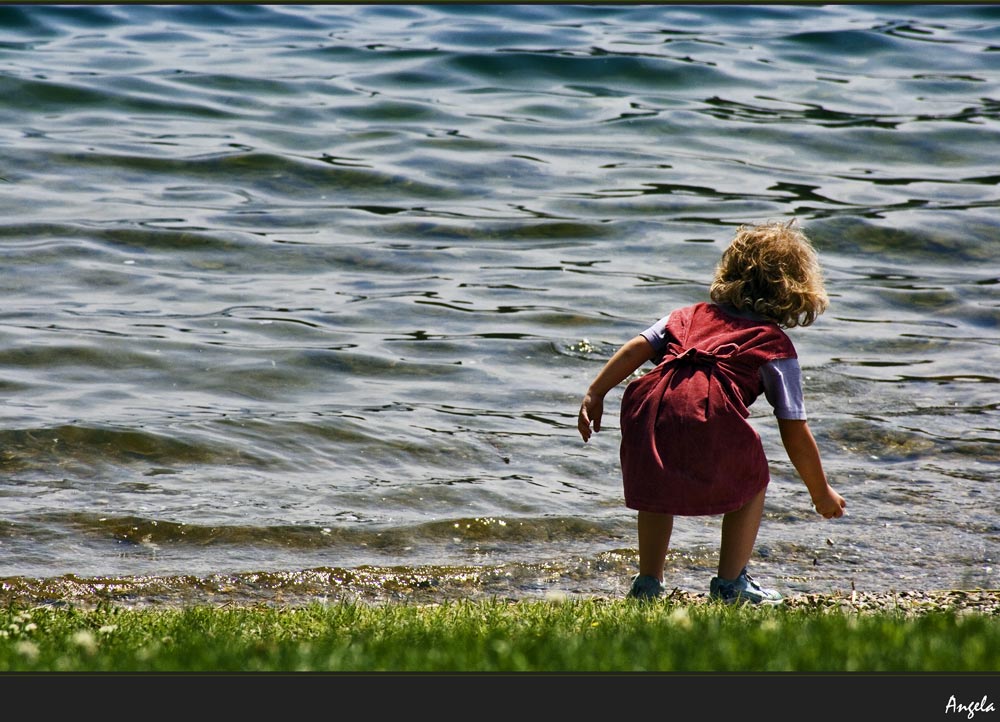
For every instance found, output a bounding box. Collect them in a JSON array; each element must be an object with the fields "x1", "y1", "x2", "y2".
[{"x1": 619, "y1": 302, "x2": 797, "y2": 516}]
